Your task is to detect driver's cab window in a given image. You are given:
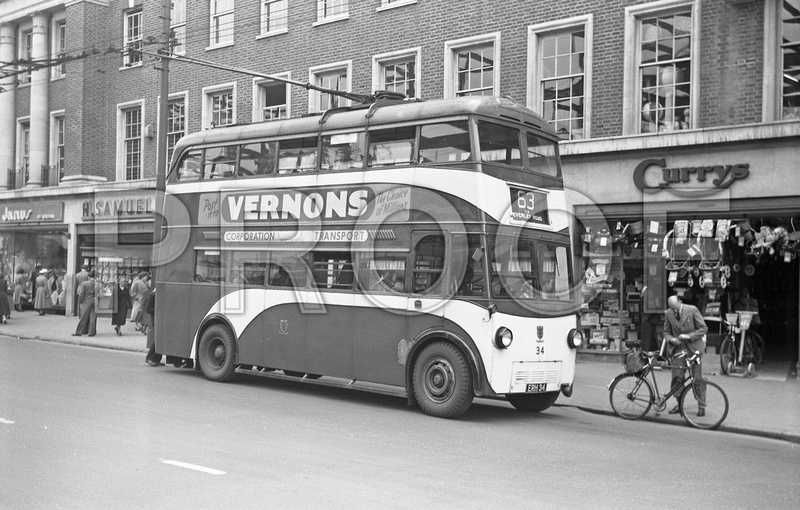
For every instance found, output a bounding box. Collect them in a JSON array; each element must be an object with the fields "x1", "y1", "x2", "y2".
[{"x1": 412, "y1": 234, "x2": 445, "y2": 294}]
